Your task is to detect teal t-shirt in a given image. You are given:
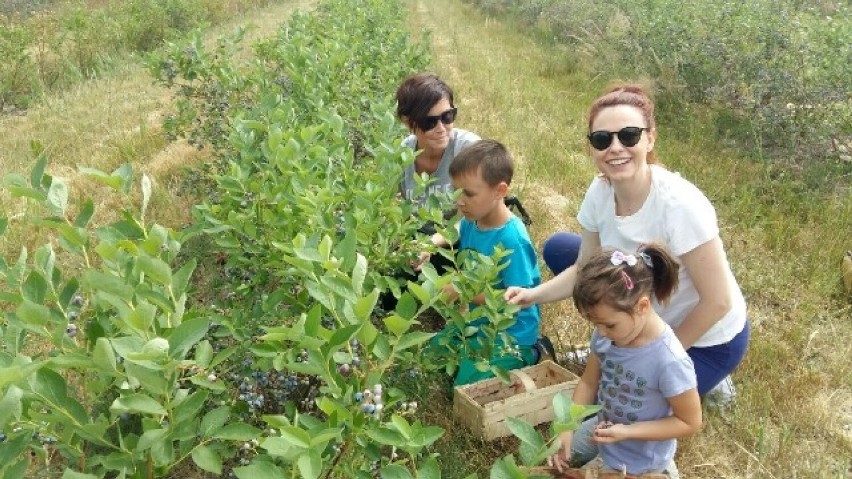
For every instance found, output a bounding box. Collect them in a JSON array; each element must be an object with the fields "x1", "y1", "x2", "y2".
[{"x1": 458, "y1": 215, "x2": 541, "y2": 346}]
